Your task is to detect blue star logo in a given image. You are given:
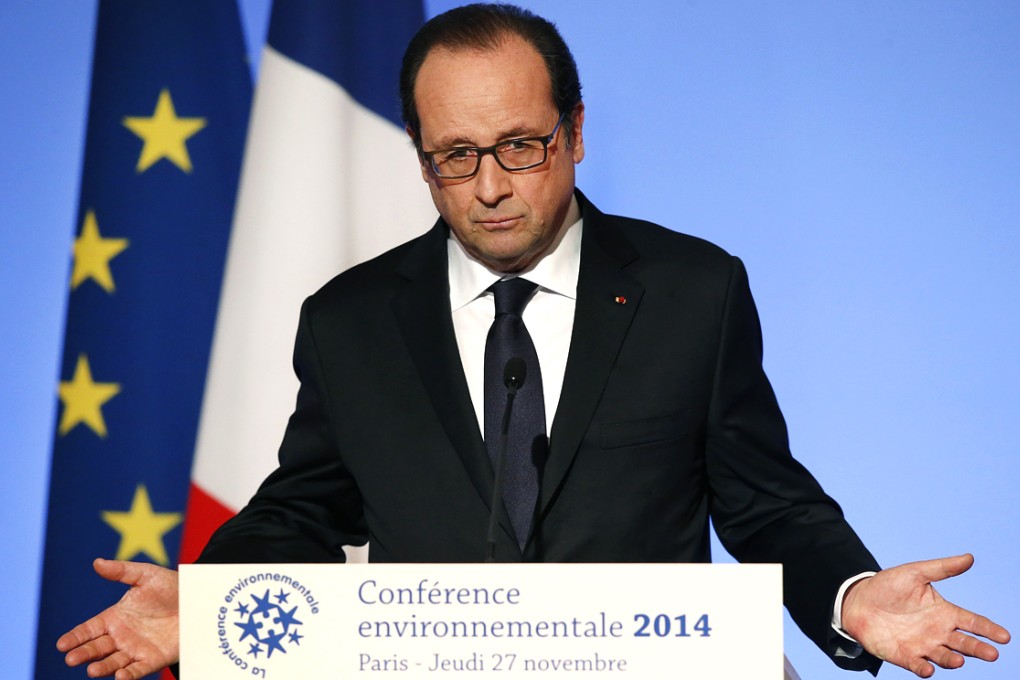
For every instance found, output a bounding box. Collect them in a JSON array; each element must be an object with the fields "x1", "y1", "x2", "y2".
[
  {"x1": 234, "y1": 617, "x2": 263, "y2": 643},
  {"x1": 275, "y1": 606, "x2": 303, "y2": 629},
  {"x1": 234, "y1": 585, "x2": 307, "y2": 660},
  {"x1": 251, "y1": 589, "x2": 275, "y2": 617},
  {"x1": 263, "y1": 629, "x2": 288, "y2": 658}
]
